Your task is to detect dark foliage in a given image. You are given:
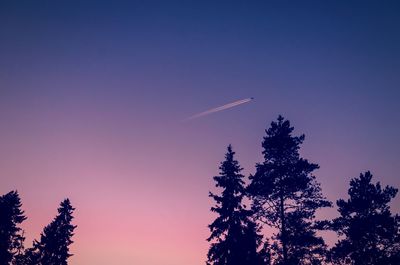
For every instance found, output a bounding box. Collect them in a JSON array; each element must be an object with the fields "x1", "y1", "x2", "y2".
[
  {"x1": 23, "y1": 199, "x2": 76, "y2": 265},
  {"x1": 248, "y1": 116, "x2": 331, "y2": 265},
  {"x1": 330, "y1": 171, "x2": 400, "y2": 265},
  {"x1": 207, "y1": 145, "x2": 269, "y2": 265},
  {"x1": 0, "y1": 191, "x2": 26, "y2": 265}
]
